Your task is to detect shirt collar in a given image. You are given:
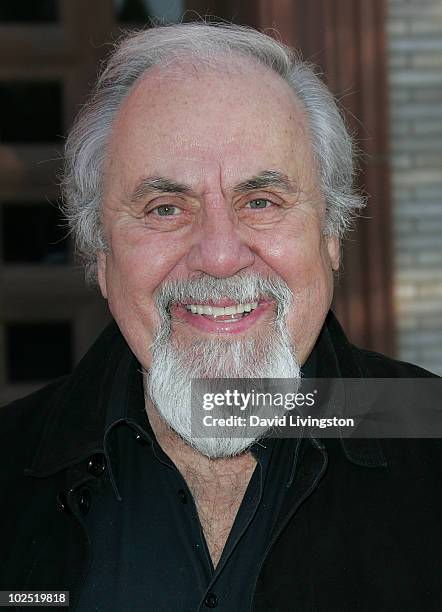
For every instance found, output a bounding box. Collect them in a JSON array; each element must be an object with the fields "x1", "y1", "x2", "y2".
[
  {"x1": 101, "y1": 334, "x2": 322, "y2": 496},
  {"x1": 26, "y1": 311, "x2": 386, "y2": 477},
  {"x1": 101, "y1": 350, "x2": 288, "y2": 498}
]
